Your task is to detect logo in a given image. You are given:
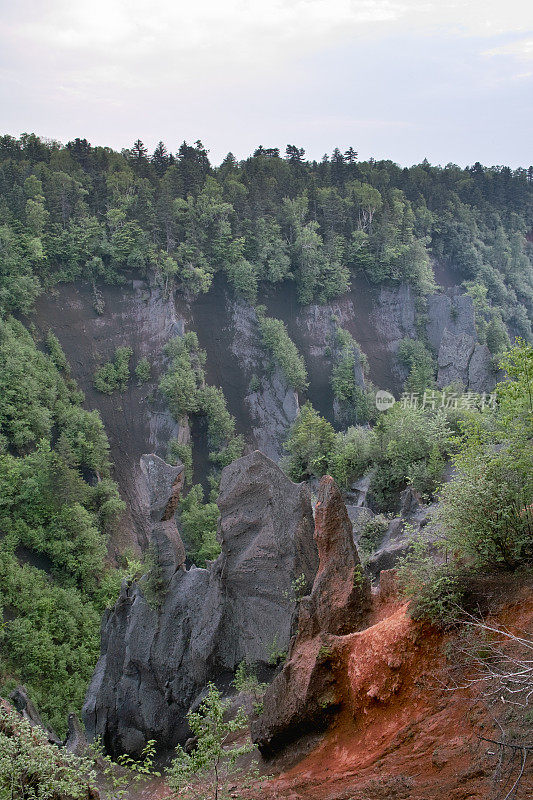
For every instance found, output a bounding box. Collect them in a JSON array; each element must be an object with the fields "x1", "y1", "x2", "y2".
[{"x1": 375, "y1": 390, "x2": 396, "y2": 411}]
